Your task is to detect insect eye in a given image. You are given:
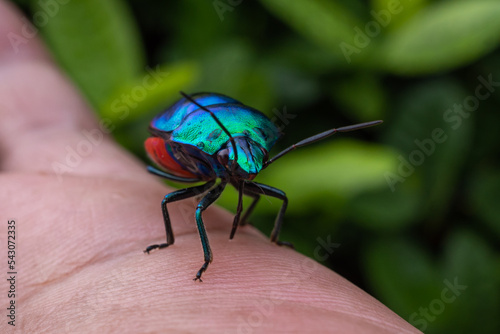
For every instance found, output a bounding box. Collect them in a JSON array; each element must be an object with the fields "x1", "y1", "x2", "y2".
[{"x1": 217, "y1": 149, "x2": 230, "y2": 167}]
